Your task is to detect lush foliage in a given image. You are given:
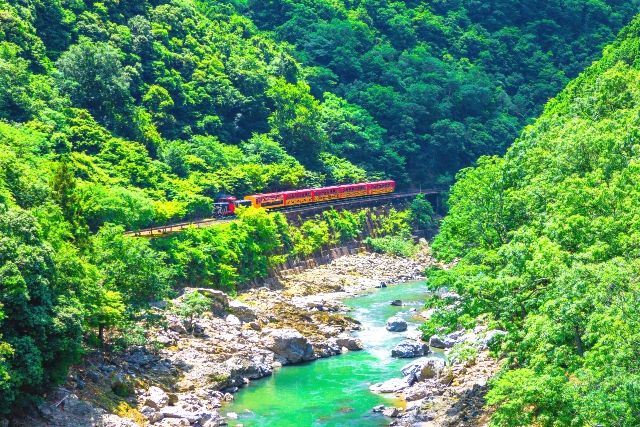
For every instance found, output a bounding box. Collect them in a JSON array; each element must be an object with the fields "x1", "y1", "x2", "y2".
[
  {"x1": 0, "y1": 0, "x2": 636, "y2": 419},
  {"x1": 365, "y1": 197, "x2": 433, "y2": 256},
  {"x1": 178, "y1": 291, "x2": 210, "y2": 333},
  {"x1": 430, "y1": 16, "x2": 640, "y2": 426},
  {"x1": 235, "y1": 0, "x2": 640, "y2": 184},
  {"x1": 365, "y1": 235, "x2": 417, "y2": 257}
]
